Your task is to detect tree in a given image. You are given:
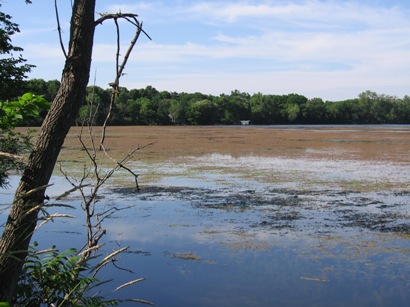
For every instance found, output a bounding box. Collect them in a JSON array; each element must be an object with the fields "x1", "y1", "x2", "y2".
[
  {"x1": 25, "y1": 79, "x2": 61, "y2": 102},
  {"x1": 168, "y1": 97, "x2": 188, "y2": 125},
  {"x1": 390, "y1": 96, "x2": 410, "y2": 124},
  {"x1": 0, "y1": 4, "x2": 34, "y2": 101},
  {"x1": 0, "y1": 93, "x2": 50, "y2": 188},
  {"x1": 304, "y1": 98, "x2": 326, "y2": 124},
  {"x1": 137, "y1": 97, "x2": 156, "y2": 124},
  {"x1": 286, "y1": 103, "x2": 300, "y2": 123},
  {"x1": 0, "y1": 4, "x2": 45, "y2": 190},
  {"x1": 157, "y1": 98, "x2": 174, "y2": 125},
  {"x1": 187, "y1": 99, "x2": 218, "y2": 125},
  {"x1": 250, "y1": 93, "x2": 286, "y2": 124},
  {"x1": 78, "y1": 85, "x2": 110, "y2": 125},
  {"x1": 216, "y1": 91, "x2": 250, "y2": 124},
  {"x1": 0, "y1": 1, "x2": 144, "y2": 301},
  {"x1": 284, "y1": 93, "x2": 307, "y2": 123}
]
